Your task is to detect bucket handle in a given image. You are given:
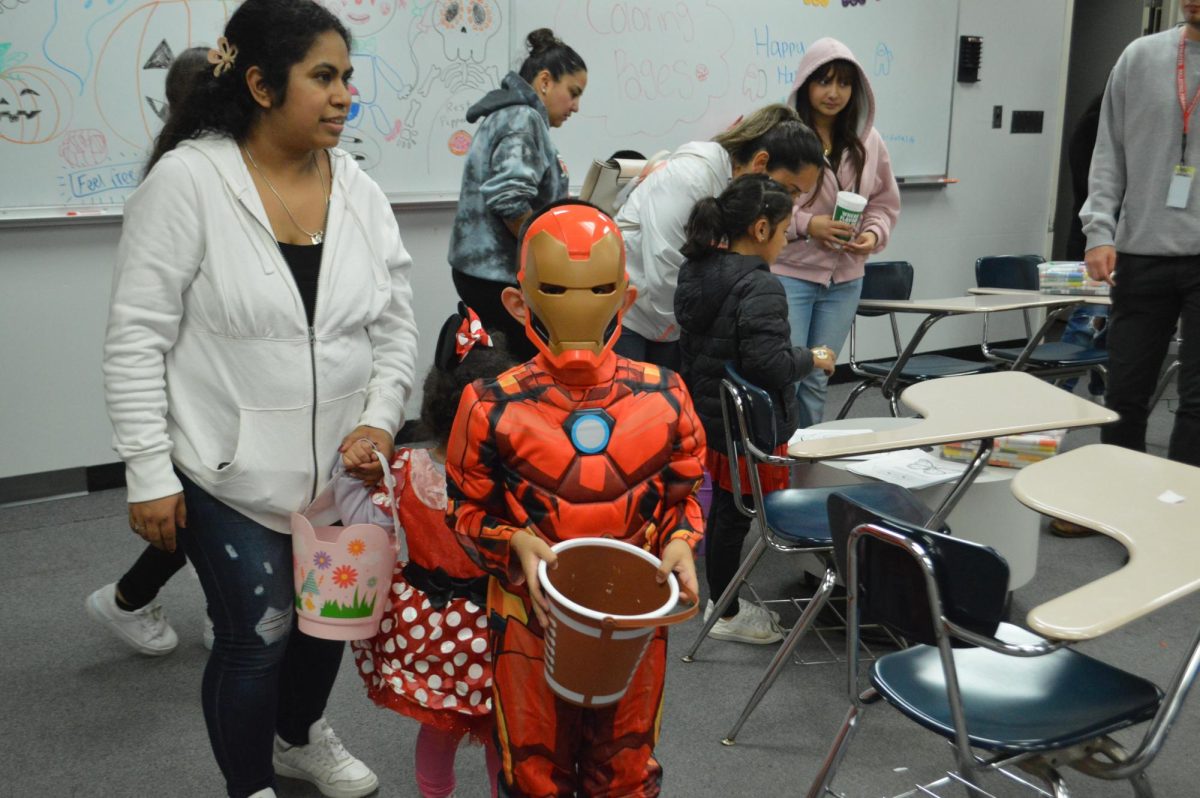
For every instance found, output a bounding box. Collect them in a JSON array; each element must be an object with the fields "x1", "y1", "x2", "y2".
[
  {"x1": 599, "y1": 585, "x2": 700, "y2": 631},
  {"x1": 365, "y1": 446, "x2": 402, "y2": 552}
]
